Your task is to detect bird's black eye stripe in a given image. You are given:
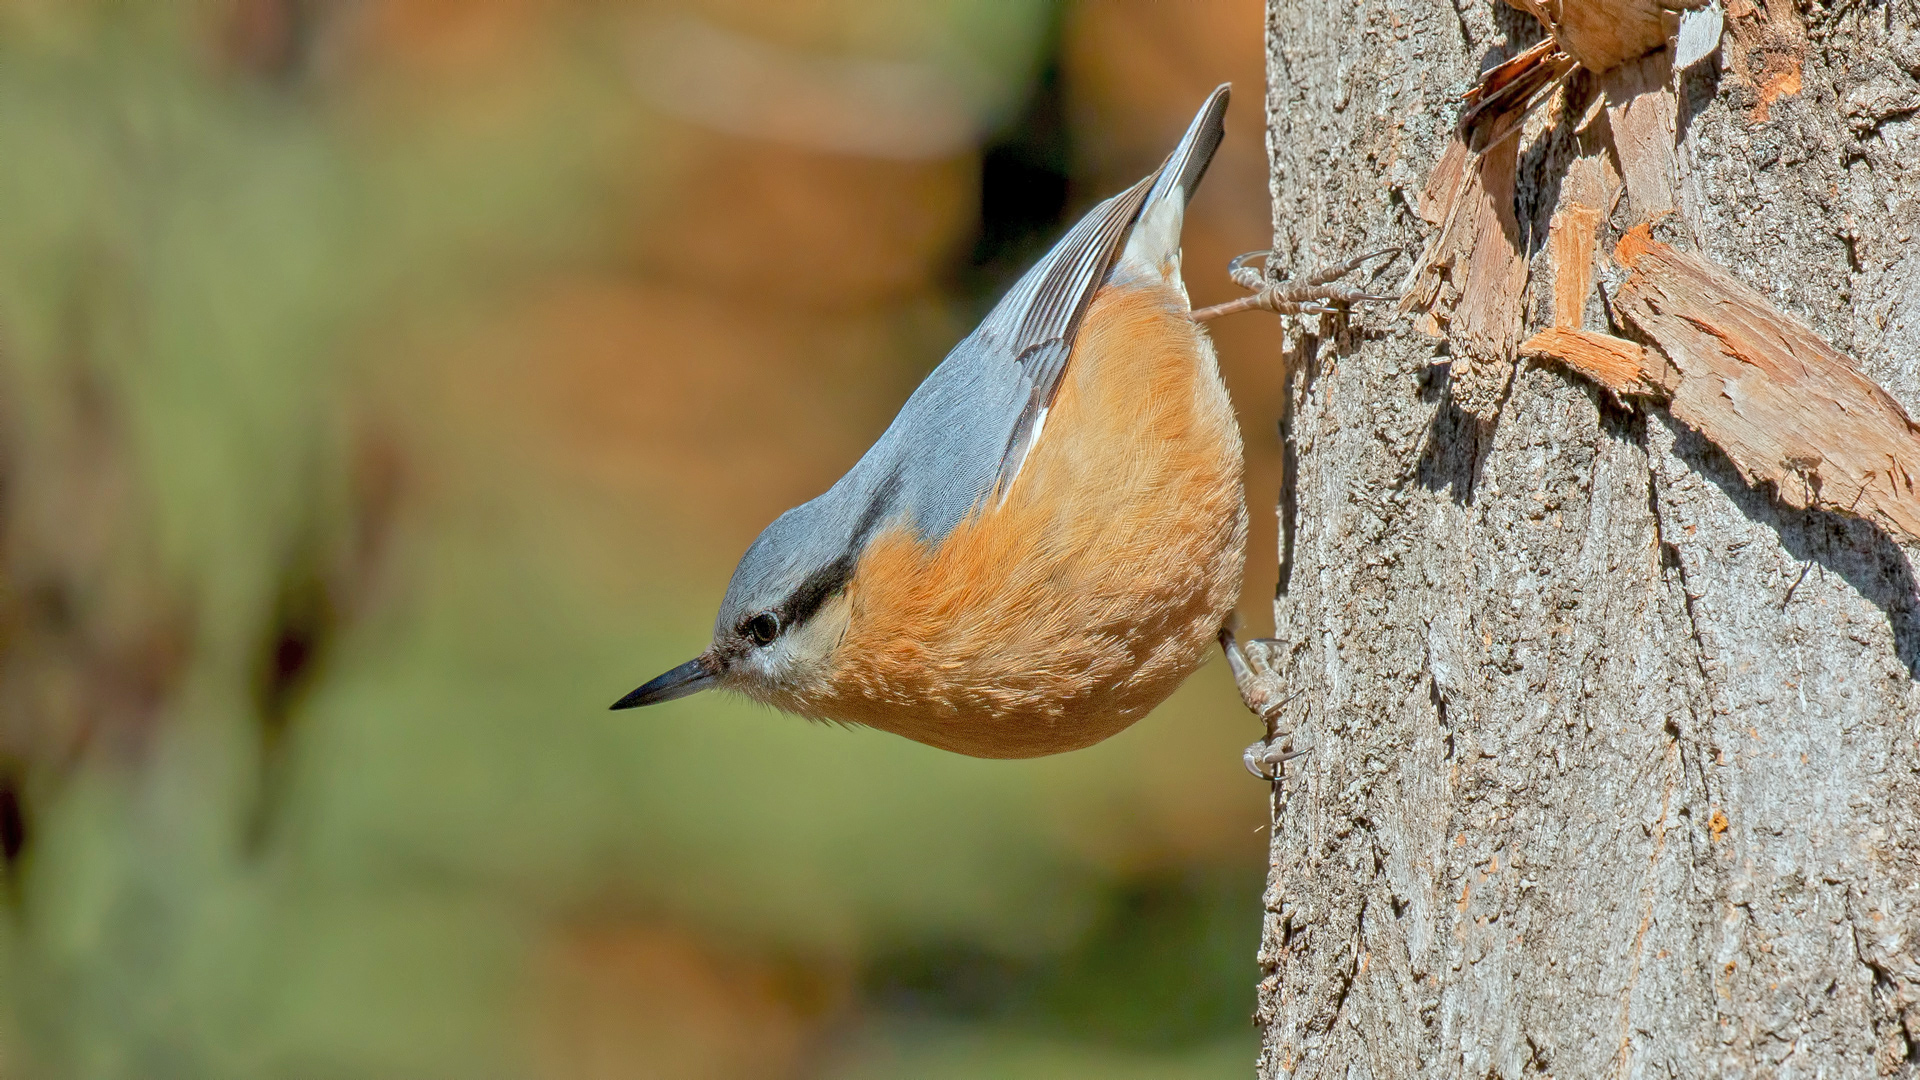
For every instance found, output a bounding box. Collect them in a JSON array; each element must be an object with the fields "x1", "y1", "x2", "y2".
[
  {"x1": 745, "y1": 611, "x2": 781, "y2": 646},
  {"x1": 743, "y1": 480, "x2": 896, "y2": 650}
]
